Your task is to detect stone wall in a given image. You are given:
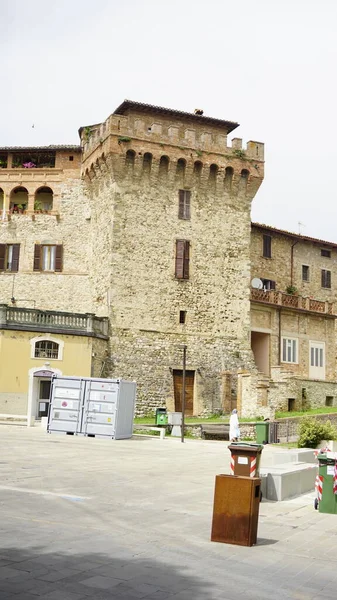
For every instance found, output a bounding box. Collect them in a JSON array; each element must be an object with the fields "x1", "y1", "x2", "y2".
[
  {"x1": 251, "y1": 225, "x2": 337, "y2": 302},
  {"x1": 0, "y1": 178, "x2": 93, "y2": 313}
]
